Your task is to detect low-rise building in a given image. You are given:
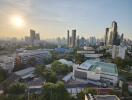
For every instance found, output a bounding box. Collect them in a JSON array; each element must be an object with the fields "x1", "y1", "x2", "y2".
[
  {"x1": 73, "y1": 60, "x2": 118, "y2": 86},
  {"x1": 85, "y1": 94, "x2": 120, "y2": 100},
  {"x1": 54, "y1": 48, "x2": 73, "y2": 53},
  {"x1": 58, "y1": 59, "x2": 74, "y2": 67},
  {"x1": 14, "y1": 49, "x2": 52, "y2": 65},
  {"x1": 28, "y1": 77, "x2": 45, "y2": 94},
  {"x1": 14, "y1": 67, "x2": 35, "y2": 80},
  {"x1": 0, "y1": 56, "x2": 14, "y2": 73},
  {"x1": 77, "y1": 46, "x2": 103, "y2": 59}
]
